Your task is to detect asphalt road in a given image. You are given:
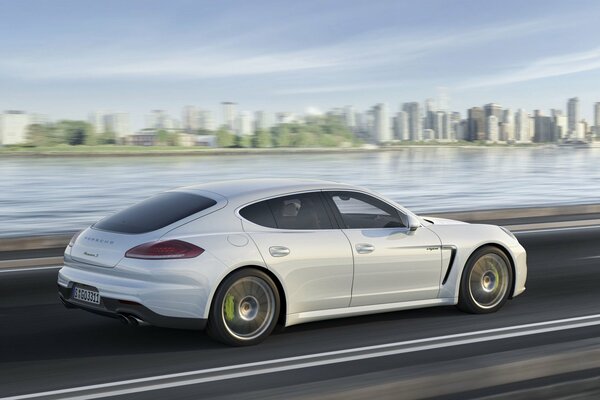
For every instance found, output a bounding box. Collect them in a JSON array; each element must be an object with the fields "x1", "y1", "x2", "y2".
[{"x1": 2, "y1": 226, "x2": 600, "y2": 399}]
